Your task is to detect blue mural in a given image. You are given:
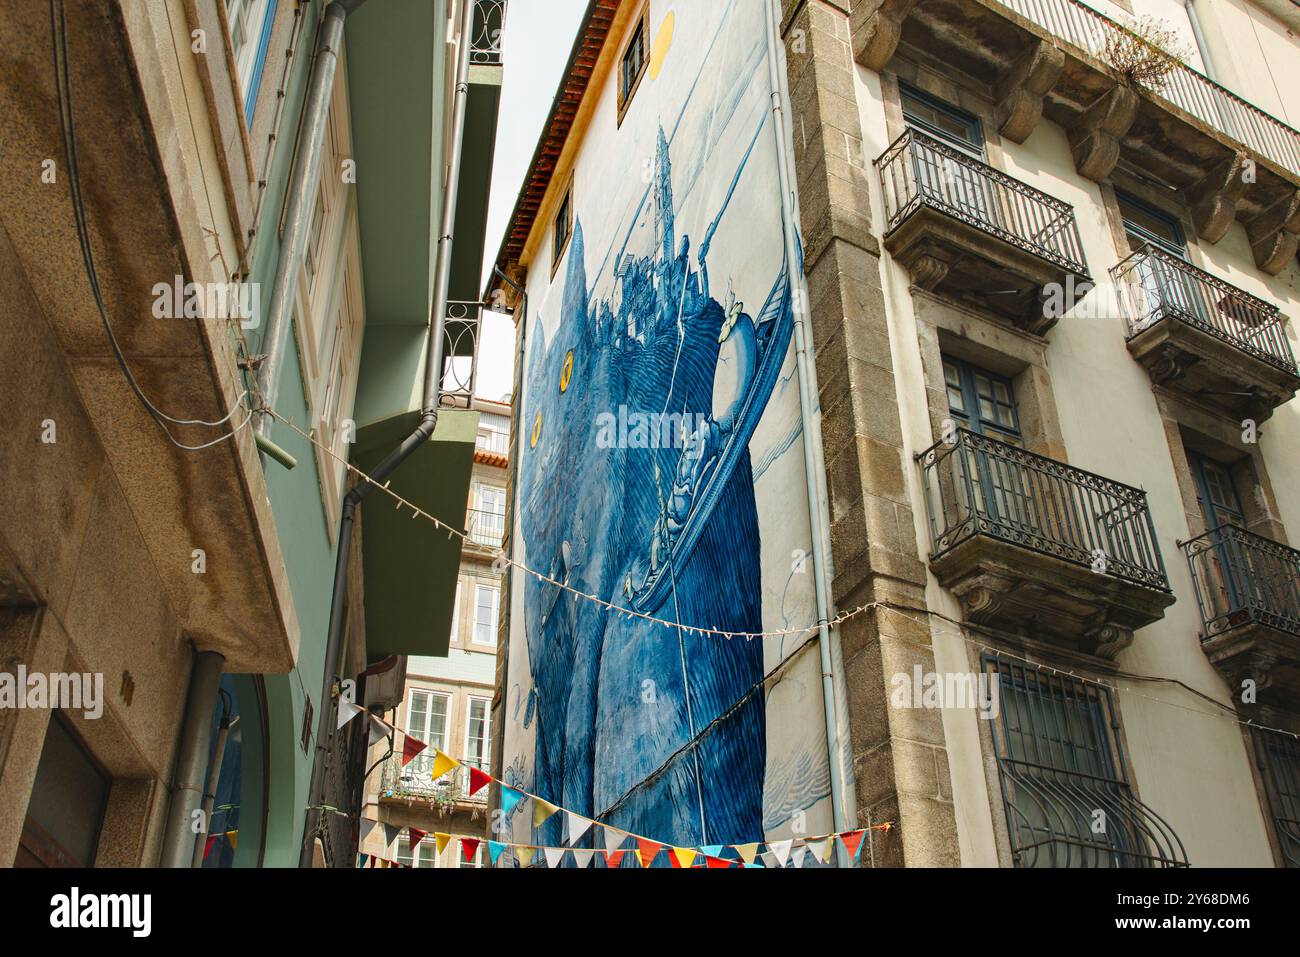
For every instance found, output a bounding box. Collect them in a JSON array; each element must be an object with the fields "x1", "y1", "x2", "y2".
[{"x1": 514, "y1": 1, "x2": 804, "y2": 853}]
